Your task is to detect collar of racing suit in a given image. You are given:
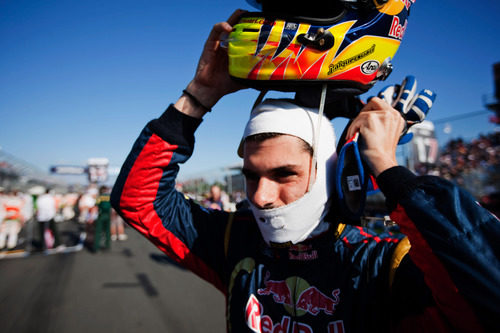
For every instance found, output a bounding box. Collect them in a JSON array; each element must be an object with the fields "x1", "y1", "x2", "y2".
[{"x1": 258, "y1": 222, "x2": 346, "y2": 261}]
